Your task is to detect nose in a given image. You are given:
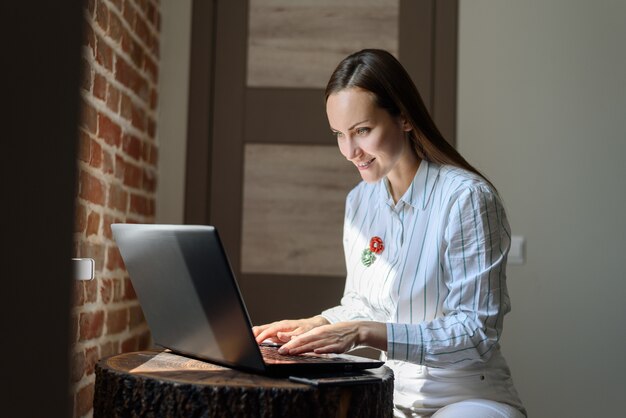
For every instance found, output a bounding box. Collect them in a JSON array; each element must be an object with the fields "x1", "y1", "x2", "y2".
[{"x1": 341, "y1": 137, "x2": 361, "y2": 161}]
